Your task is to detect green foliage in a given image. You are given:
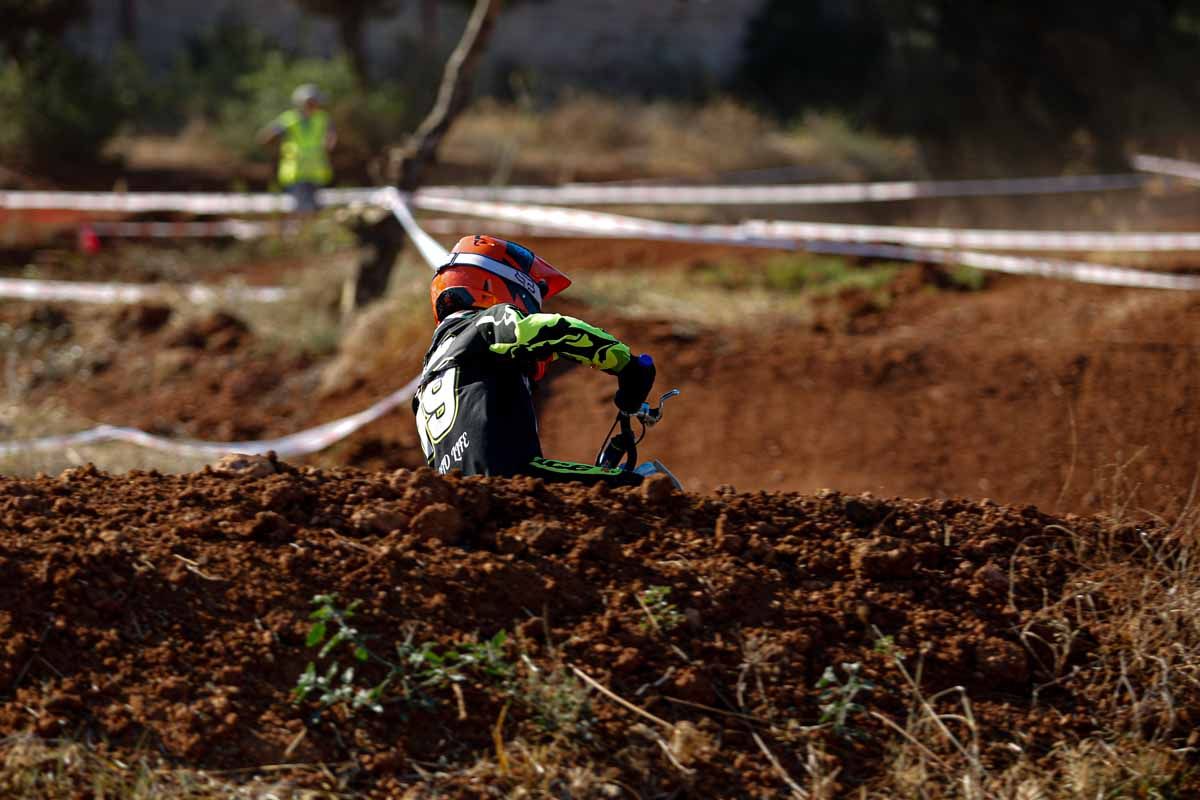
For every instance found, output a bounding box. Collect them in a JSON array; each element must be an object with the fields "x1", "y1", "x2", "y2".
[
  {"x1": 0, "y1": 0, "x2": 89, "y2": 62},
  {"x1": 816, "y1": 661, "x2": 874, "y2": 739},
  {"x1": 637, "y1": 585, "x2": 684, "y2": 634},
  {"x1": 694, "y1": 254, "x2": 901, "y2": 296},
  {"x1": 944, "y1": 265, "x2": 987, "y2": 292},
  {"x1": 170, "y1": 18, "x2": 278, "y2": 122},
  {"x1": 737, "y1": 0, "x2": 1200, "y2": 167},
  {"x1": 294, "y1": 594, "x2": 515, "y2": 716},
  {"x1": 216, "y1": 51, "x2": 410, "y2": 171},
  {"x1": 0, "y1": 44, "x2": 121, "y2": 169},
  {"x1": 293, "y1": 594, "x2": 594, "y2": 741}
]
